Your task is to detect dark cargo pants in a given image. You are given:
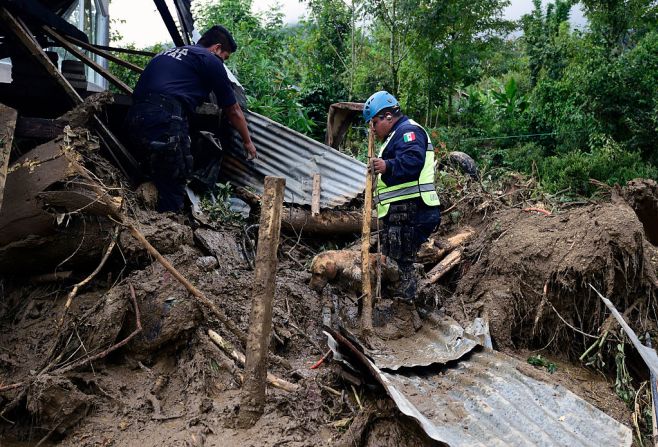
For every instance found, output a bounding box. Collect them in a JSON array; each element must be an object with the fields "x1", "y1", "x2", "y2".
[
  {"x1": 125, "y1": 94, "x2": 193, "y2": 212},
  {"x1": 380, "y1": 202, "x2": 441, "y2": 302}
]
